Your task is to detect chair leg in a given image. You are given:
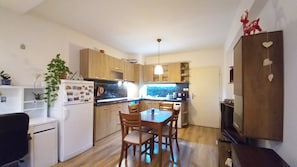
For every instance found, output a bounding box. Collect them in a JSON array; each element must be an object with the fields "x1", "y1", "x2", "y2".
[
  {"x1": 125, "y1": 143, "x2": 128, "y2": 159},
  {"x1": 119, "y1": 142, "x2": 125, "y2": 167},
  {"x1": 138, "y1": 145, "x2": 142, "y2": 167},
  {"x1": 165, "y1": 137, "x2": 168, "y2": 148},
  {"x1": 133, "y1": 144, "x2": 136, "y2": 156},
  {"x1": 169, "y1": 137, "x2": 175, "y2": 162},
  {"x1": 150, "y1": 138, "x2": 153, "y2": 160},
  {"x1": 175, "y1": 134, "x2": 180, "y2": 152}
]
